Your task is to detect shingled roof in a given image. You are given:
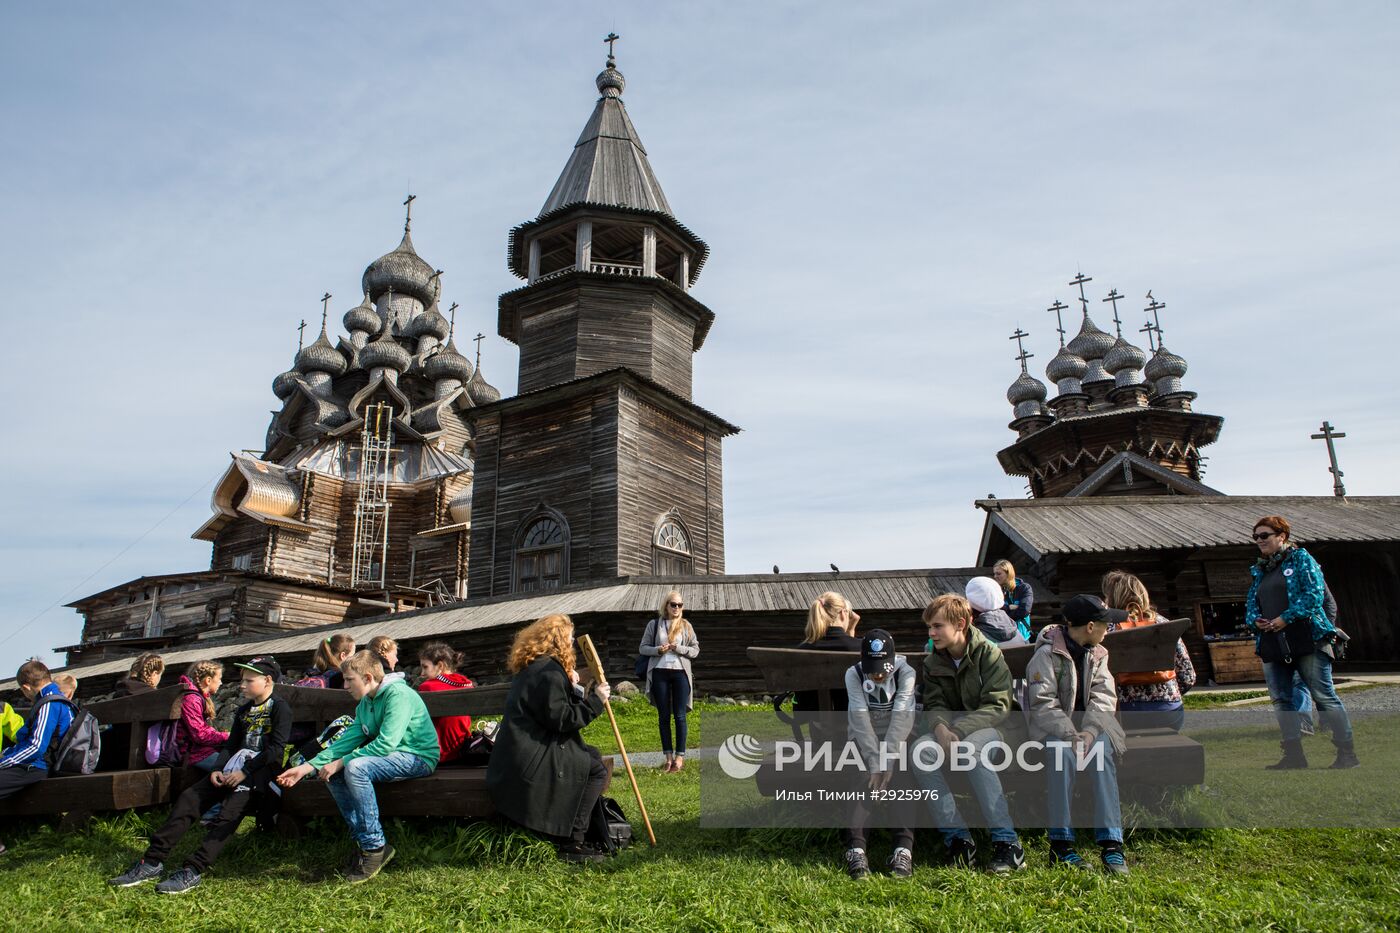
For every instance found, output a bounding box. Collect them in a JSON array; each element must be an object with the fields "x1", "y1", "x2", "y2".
[{"x1": 975, "y1": 495, "x2": 1400, "y2": 563}]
